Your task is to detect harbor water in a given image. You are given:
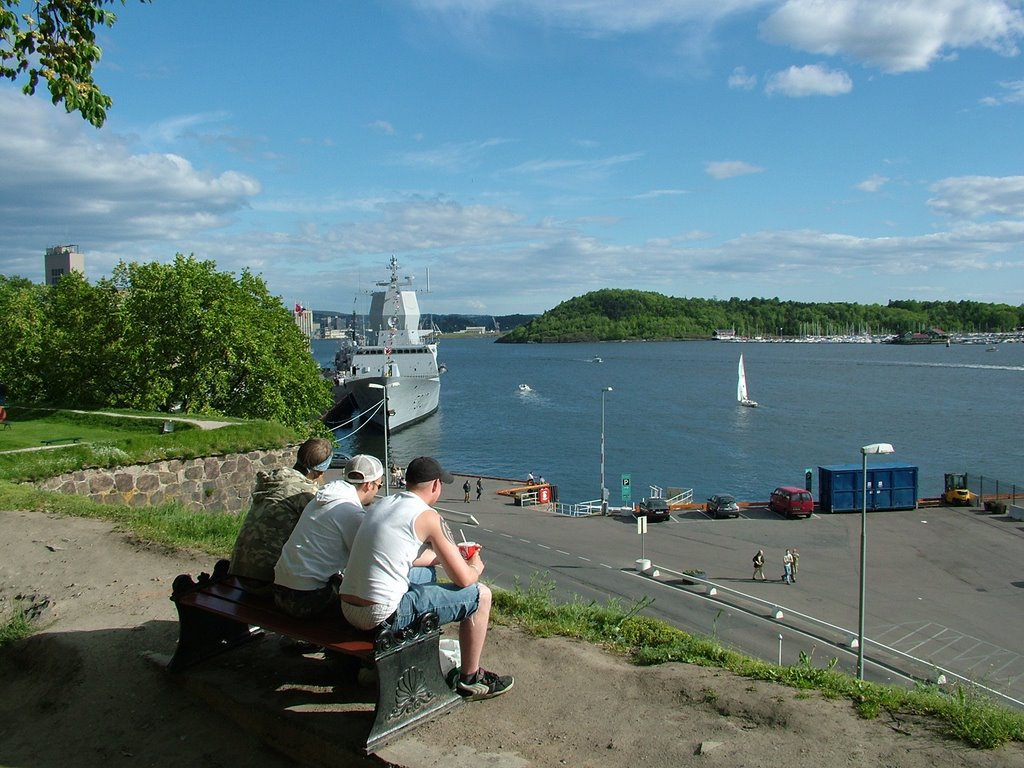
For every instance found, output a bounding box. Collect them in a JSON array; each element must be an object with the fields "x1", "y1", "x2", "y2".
[{"x1": 313, "y1": 338, "x2": 1024, "y2": 505}]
